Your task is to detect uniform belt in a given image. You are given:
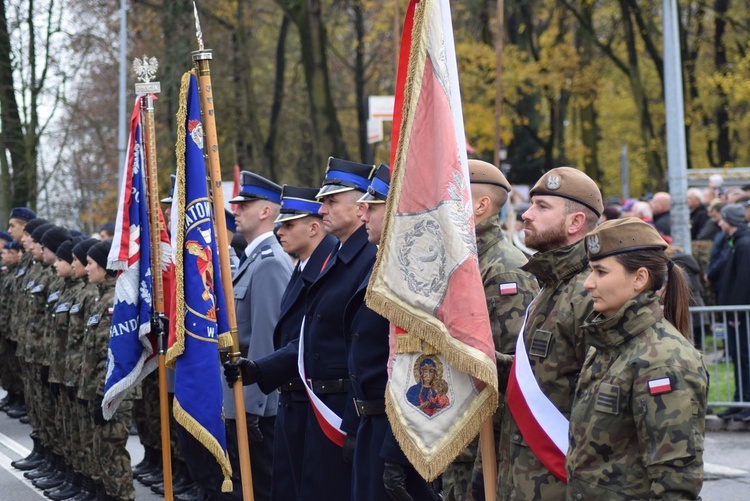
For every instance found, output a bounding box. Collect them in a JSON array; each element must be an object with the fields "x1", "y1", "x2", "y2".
[
  {"x1": 353, "y1": 398, "x2": 386, "y2": 416},
  {"x1": 307, "y1": 378, "x2": 350, "y2": 394},
  {"x1": 278, "y1": 379, "x2": 305, "y2": 393}
]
